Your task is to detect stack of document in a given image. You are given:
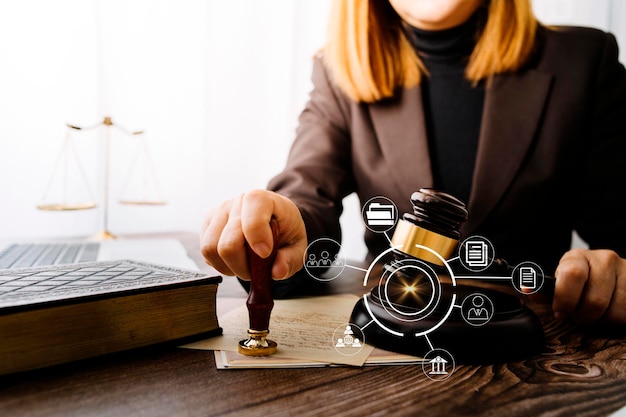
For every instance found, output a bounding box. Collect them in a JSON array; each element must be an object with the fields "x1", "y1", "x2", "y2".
[{"x1": 182, "y1": 294, "x2": 422, "y2": 368}]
